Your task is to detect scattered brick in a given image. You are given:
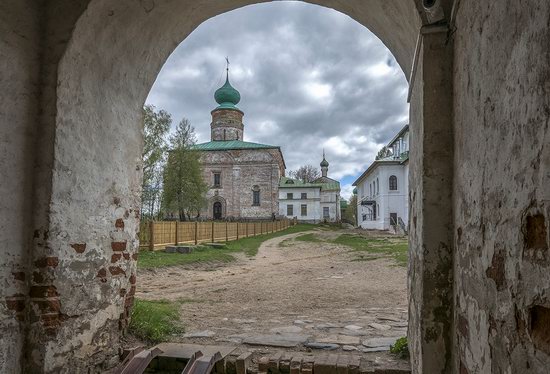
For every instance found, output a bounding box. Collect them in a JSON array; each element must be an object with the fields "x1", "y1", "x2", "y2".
[
  {"x1": 115, "y1": 218, "x2": 125, "y2": 229},
  {"x1": 29, "y1": 285, "x2": 59, "y2": 298},
  {"x1": 70, "y1": 243, "x2": 86, "y2": 253},
  {"x1": 129, "y1": 274, "x2": 136, "y2": 284},
  {"x1": 111, "y1": 253, "x2": 122, "y2": 263},
  {"x1": 109, "y1": 266, "x2": 126, "y2": 276},
  {"x1": 35, "y1": 299, "x2": 61, "y2": 313},
  {"x1": 34, "y1": 257, "x2": 59, "y2": 268},
  {"x1": 132, "y1": 253, "x2": 139, "y2": 261},
  {"x1": 33, "y1": 271, "x2": 45, "y2": 284},
  {"x1": 123, "y1": 253, "x2": 130, "y2": 260},
  {"x1": 111, "y1": 241, "x2": 127, "y2": 251},
  {"x1": 5, "y1": 297, "x2": 25, "y2": 312}
]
